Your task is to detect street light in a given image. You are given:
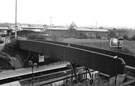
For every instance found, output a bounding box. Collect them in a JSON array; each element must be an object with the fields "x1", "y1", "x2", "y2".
[
  {"x1": 28, "y1": 60, "x2": 38, "y2": 86},
  {"x1": 28, "y1": 60, "x2": 33, "y2": 86}
]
